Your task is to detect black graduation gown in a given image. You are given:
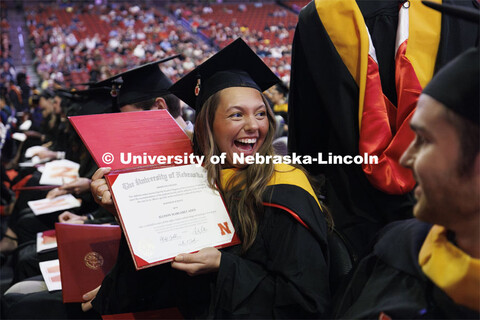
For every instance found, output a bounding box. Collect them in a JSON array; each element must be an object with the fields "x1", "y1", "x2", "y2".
[
  {"x1": 9, "y1": 150, "x2": 99, "y2": 245},
  {"x1": 288, "y1": 0, "x2": 480, "y2": 258},
  {"x1": 1, "y1": 285, "x2": 100, "y2": 320},
  {"x1": 93, "y1": 168, "x2": 331, "y2": 318},
  {"x1": 333, "y1": 219, "x2": 480, "y2": 319}
]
